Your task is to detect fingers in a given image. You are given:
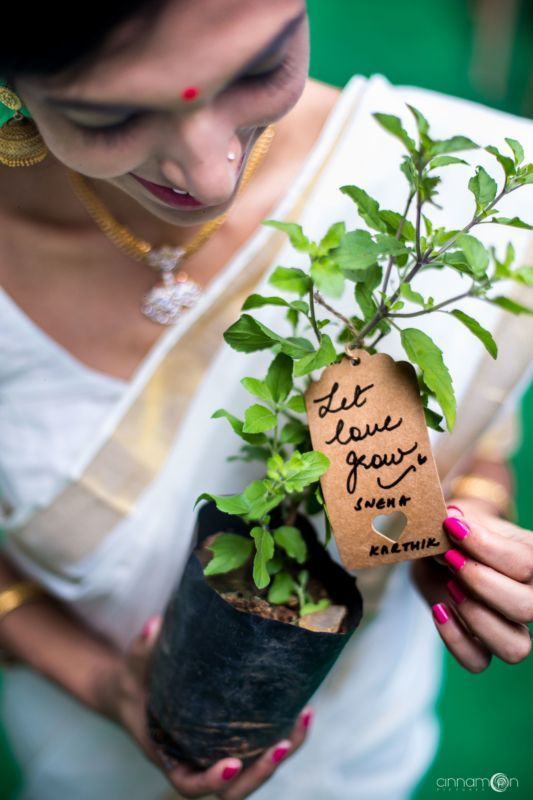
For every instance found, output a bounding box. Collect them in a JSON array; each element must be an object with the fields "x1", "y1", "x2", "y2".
[
  {"x1": 127, "y1": 615, "x2": 163, "y2": 686},
  {"x1": 431, "y1": 602, "x2": 492, "y2": 673},
  {"x1": 446, "y1": 580, "x2": 532, "y2": 665},
  {"x1": 442, "y1": 512, "x2": 533, "y2": 585},
  {"x1": 162, "y1": 755, "x2": 244, "y2": 798},
  {"x1": 218, "y1": 706, "x2": 313, "y2": 800}
]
